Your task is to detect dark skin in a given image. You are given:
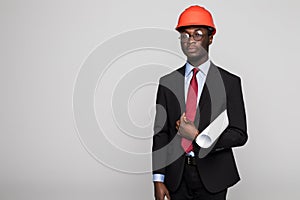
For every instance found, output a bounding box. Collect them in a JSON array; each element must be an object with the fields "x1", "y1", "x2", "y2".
[
  {"x1": 180, "y1": 26, "x2": 213, "y2": 67},
  {"x1": 154, "y1": 26, "x2": 214, "y2": 200}
]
